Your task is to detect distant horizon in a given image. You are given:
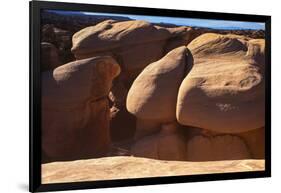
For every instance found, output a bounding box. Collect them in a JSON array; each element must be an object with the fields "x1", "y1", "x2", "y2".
[{"x1": 45, "y1": 10, "x2": 265, "y2": 30}]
